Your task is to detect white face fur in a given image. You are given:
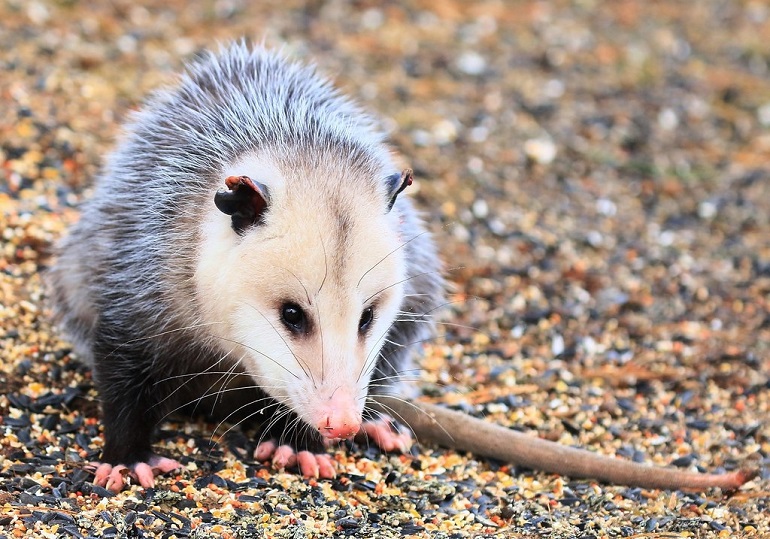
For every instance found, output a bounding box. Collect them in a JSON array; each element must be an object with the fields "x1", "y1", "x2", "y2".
[{"x1": 195, "y1": 151, "x2": 407, "y2": 439}]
